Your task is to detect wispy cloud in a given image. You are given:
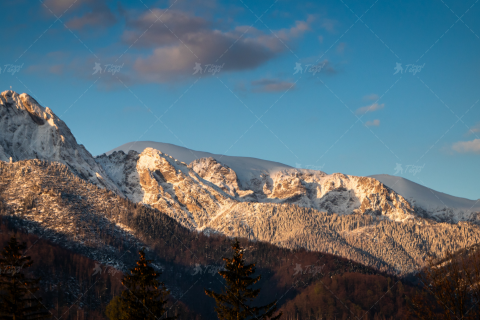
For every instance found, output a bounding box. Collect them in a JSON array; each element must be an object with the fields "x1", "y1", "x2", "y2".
[
  {"x1": 43, "y1": 0, "x2": 117, "y2": 29},
  {"x1": 320, "y1": 18, "x2": 337, "y2": 33},
  {"x1": 49, "y1": 65, "x2": 63, "y2": 75},
  {"x1": 66, "y1": 2, "x2": 117, "y2": 30},
  {"x1": 336, "y1": 42, "x2": 346, "y2": 54},
  {"x1": 363, "y1": 94, "x2": 379, "y2": 101},
  {"x1": 466, "y1": 122, "x2": 480, "y2": 136},
  {"x1": 365, "y1": 119, "x2": 380, "y2": 127},
  {"x1": 452, "y1": 139, "x2": 480, "y2": 154},
  {"x1": 356, "y1": 102, "x2": 384, "y2": 115},
  {"x1": 43, "y1": 0, "x2": 86, "y2": 15},
  {"x1": 251, "y1": 79, "x2": 296, "y2": 93},
  {"x1": 124, "y1": 9, "x2": 314, "y2": 82}
]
